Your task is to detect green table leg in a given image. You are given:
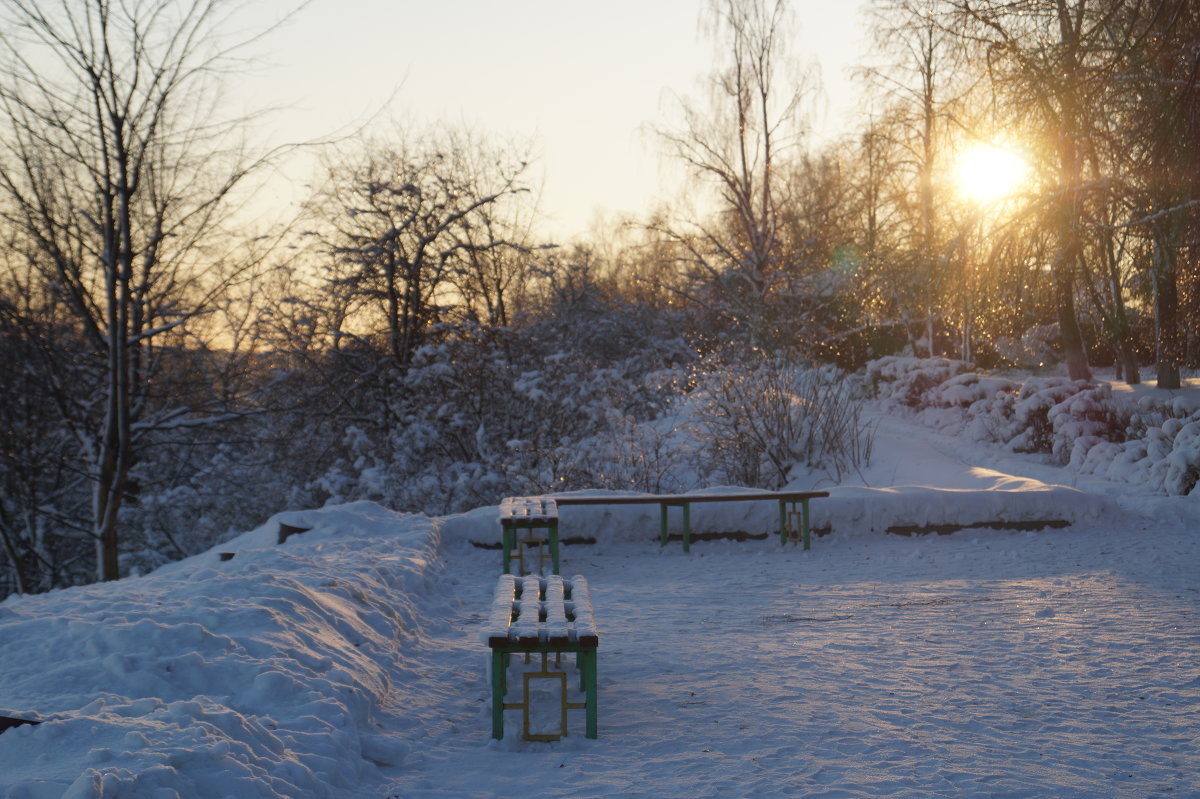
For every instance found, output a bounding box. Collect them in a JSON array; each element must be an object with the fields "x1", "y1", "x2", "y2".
[
  {"x1": 491, "y1": 650, "x2": 506, "y2": 739},
  {"x1": 659, "y1": 504, "x2": 669, "y2": 547},
  {"x1": 549, "y1": 521, "x2": 560, "y2": 575},
  {"x1": 502, "y1": 528, "x2": 515, "y2": 573},
  {"x1": 682, "y1": 502, "x2": 691, "y2": 553},
  {"x1": 802, "y1": 499, "x2": 812, "y2": 551},
  {"x1": 582, "y1": 649, "x2": 598, "y2": 739},
  {"x1": 779, "y1": 499, "x2": 789, "y2": 545}
]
